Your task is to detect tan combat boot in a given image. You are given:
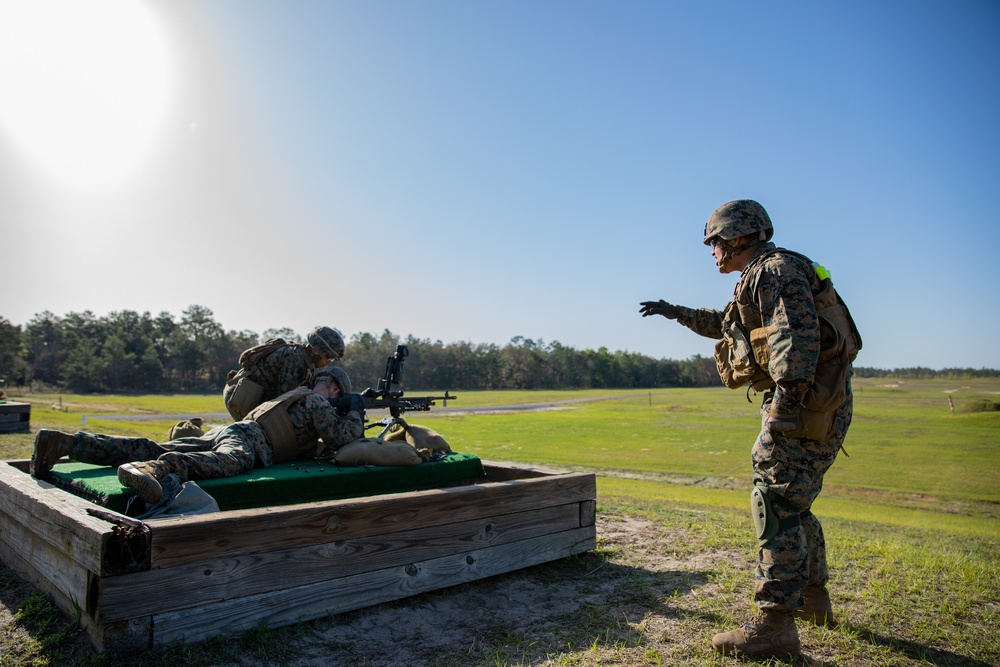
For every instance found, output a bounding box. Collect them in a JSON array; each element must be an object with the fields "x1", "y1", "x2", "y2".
[
  {"x1": 795, "y1": 585, "x2": 838, "y2": 628},
  {"x1": 30, "y1": 430, "x2": 76, "y2": 478},
  {"x1": 712, "y1": 607, "x2": 800, "y2": 658},
  {"x1": 117, "y1": 461, "x2": 167, "y2": 504}
]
